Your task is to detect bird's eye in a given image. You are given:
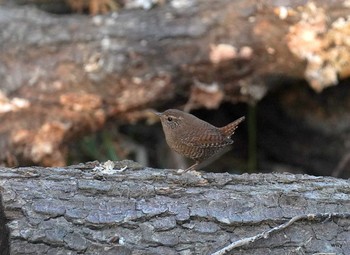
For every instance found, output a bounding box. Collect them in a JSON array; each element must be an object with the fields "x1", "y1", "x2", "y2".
[{"x1": 167, "y1": 117, "x2": 173, "y2": 122}]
